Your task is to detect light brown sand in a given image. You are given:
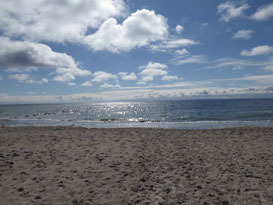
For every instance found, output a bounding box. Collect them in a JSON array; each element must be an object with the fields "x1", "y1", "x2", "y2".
[{"x1": 0, "y1": 126, "x2": 272, "y2": 205}]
